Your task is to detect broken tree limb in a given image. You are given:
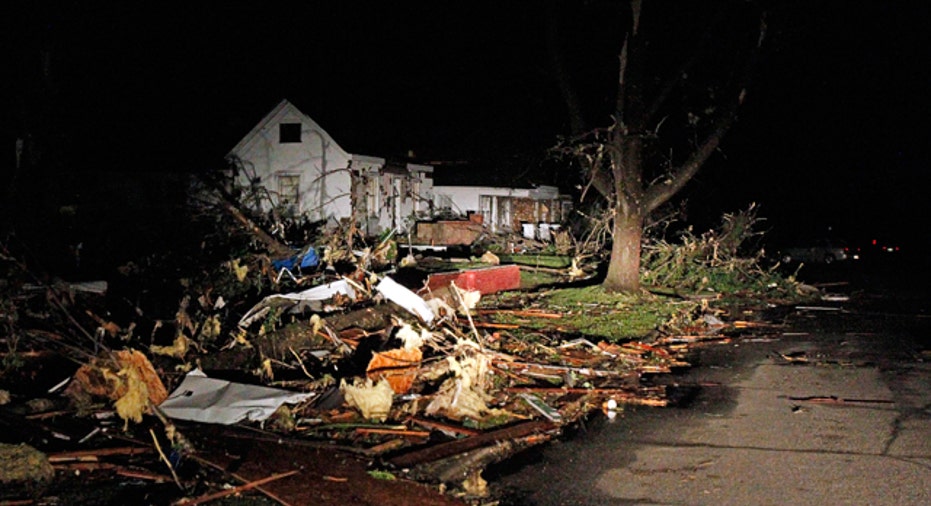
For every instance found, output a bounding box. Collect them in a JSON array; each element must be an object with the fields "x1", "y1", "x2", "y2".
[
  {"x1": 198, "y1": 173, "x2": 292, "y2": 258},
  {"x1": 387, "y1": 420, "x2": 557, "y2": 469},
  {"x1": 150, "y1": 428, "x2": 183, "y2": 490},
  {"x1": 407, "y1": 433, "x2": 552, "y2": 486}
]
